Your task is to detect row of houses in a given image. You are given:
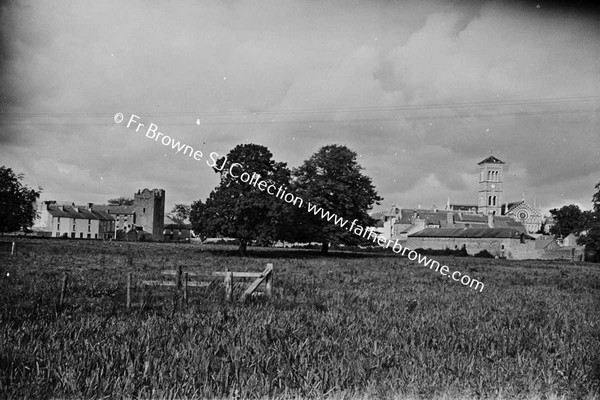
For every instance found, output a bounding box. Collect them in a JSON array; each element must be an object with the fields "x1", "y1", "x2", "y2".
[{"x1": 31, "y1": 188, "x2": 193, "y2": 241}]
